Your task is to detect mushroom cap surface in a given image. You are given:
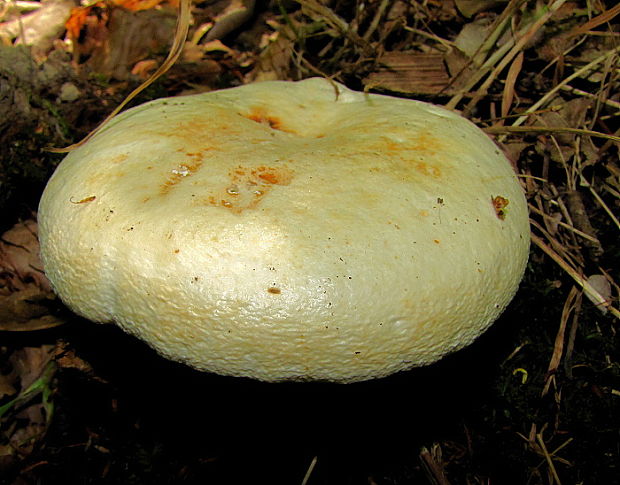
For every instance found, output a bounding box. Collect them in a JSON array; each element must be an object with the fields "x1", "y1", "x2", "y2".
[{"x1": 38, "y1": 78, "x2": 530, "y2": 383}]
